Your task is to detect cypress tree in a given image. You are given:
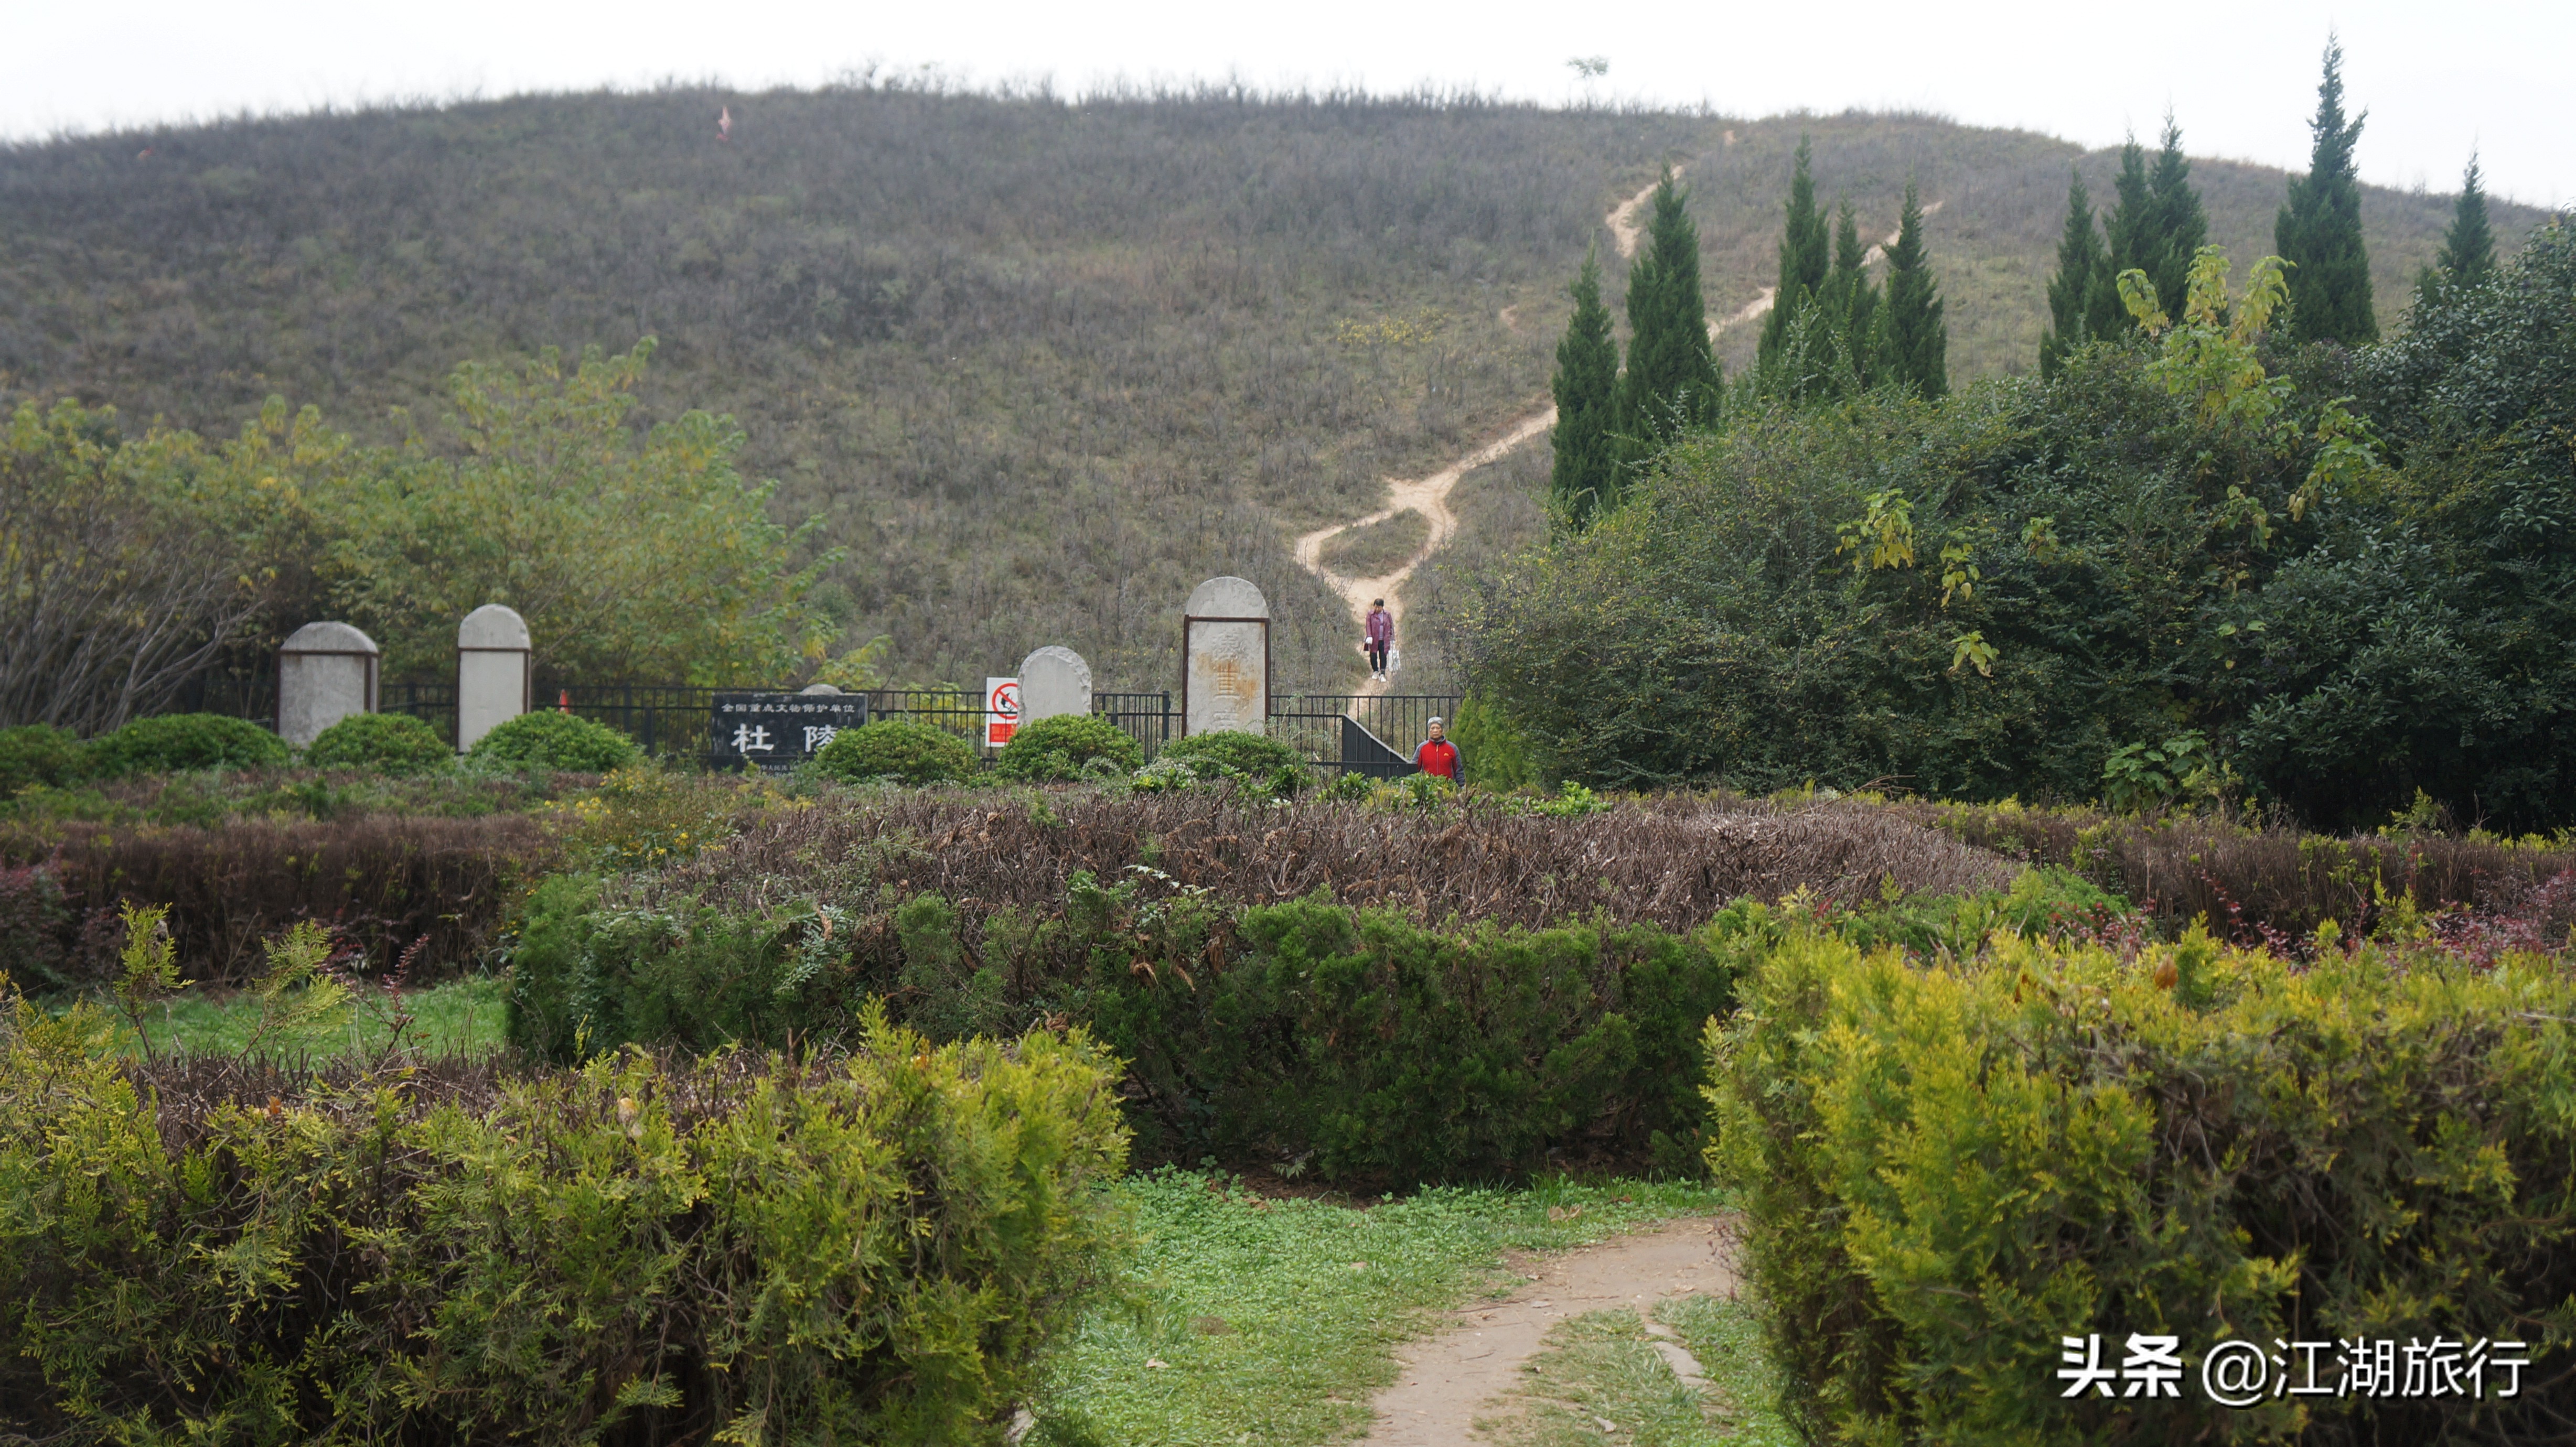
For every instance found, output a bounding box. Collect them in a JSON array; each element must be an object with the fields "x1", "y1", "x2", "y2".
[
  {"x1": 2144, "y1": 116, "x2": 2209, "y2": 323},
  {"x1": 1808, "y1": 198, "x2": 1879, "y2": 392},
  {"x1": 2276, "y1": 36, "x2": 2376, "y2": 343},
  {"x1": 2040, "y1": 169, "x2": 2108, "y2": 376},
  {"x1": 1618, "y1": 166, "x2": 1722, "y2": 453},
  {"x1": 1549, "y1": 244, "x2": 1620, "y2": 528},
  {"x1": 2087, "y1": 137, "x2": 2153, "y2": 332},
  {"x1": 1880, "y1": 178, "x2": 1947, "y2": 399},
  {"x1": 2436, "y1": 153, "x2": 2495, "y2": 284},
  {"x1": 1757, "y1": 137, "x2": 1830, "y2": 366}
]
